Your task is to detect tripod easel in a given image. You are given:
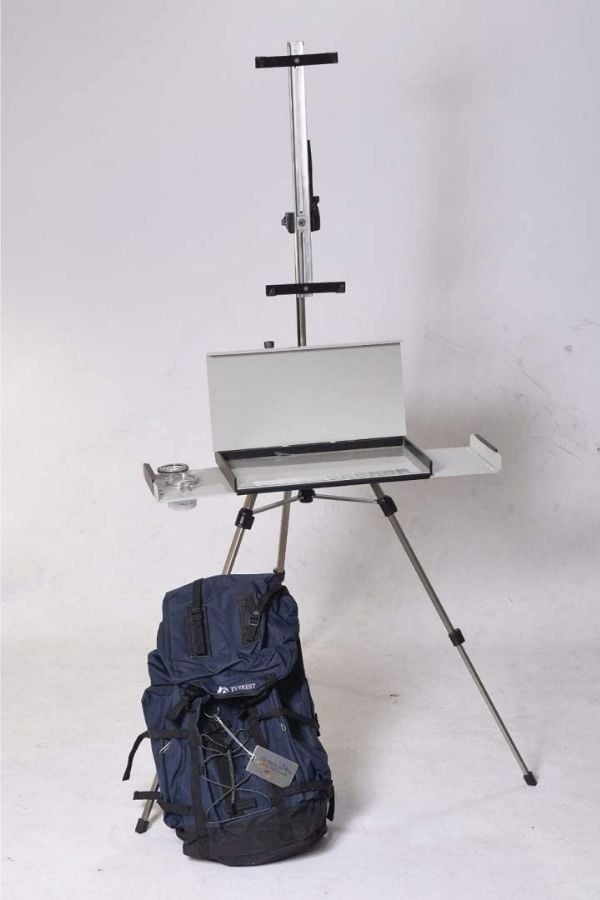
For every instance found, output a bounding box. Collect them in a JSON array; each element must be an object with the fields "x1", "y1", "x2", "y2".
[{"x1": 135, "y1": 41, "x2": 536, "y2": 835}]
